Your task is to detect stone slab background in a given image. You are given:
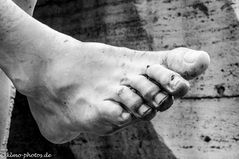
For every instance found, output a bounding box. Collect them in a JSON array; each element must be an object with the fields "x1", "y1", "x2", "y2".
[{"x1": 7, "y1": 0, "x2": 239, "y2": 159}]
